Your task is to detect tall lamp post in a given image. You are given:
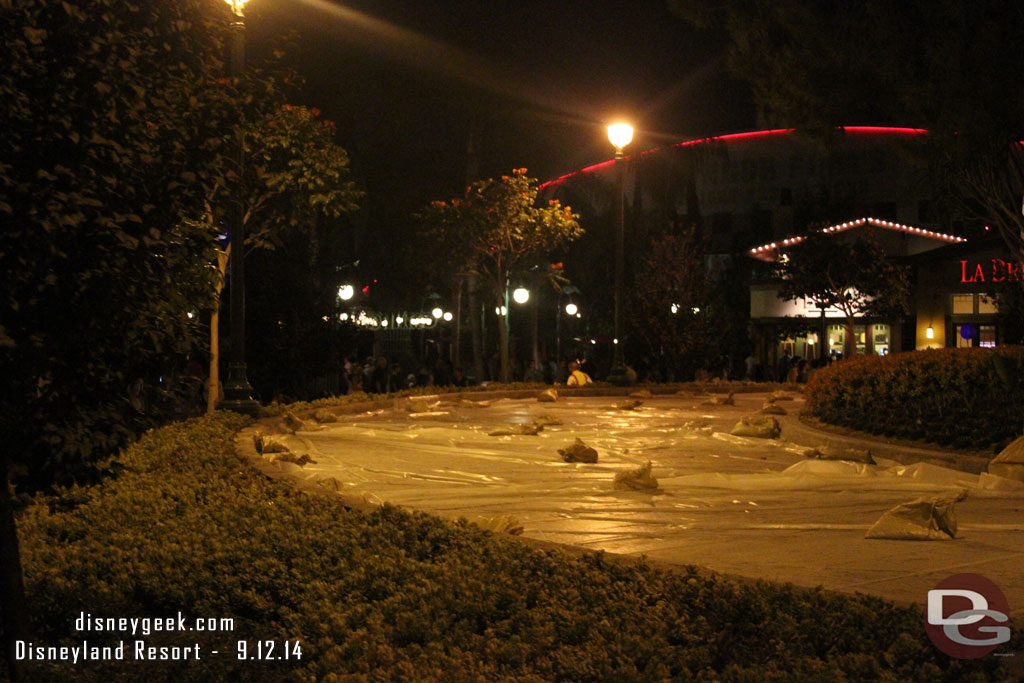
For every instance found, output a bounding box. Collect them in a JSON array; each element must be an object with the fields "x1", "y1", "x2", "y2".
[
  {"x1": 606, "y1": 122, "x2": 634, "y2": 385},
  {"x1": 217, "y1": 0, "x2": 260, "y2": 417}
]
